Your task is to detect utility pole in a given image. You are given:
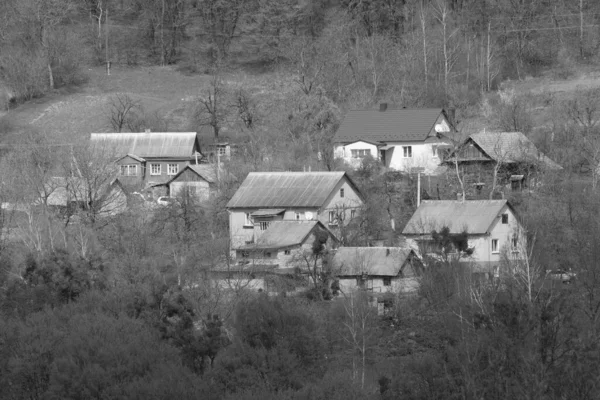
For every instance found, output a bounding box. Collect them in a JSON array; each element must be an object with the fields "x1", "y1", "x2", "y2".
[
  {"x1": 105, "y1": 6, "x2": 110, "y2": 75},
  {"x1": 417, "y1": 172, "x2": 421, "y2": 207}
]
